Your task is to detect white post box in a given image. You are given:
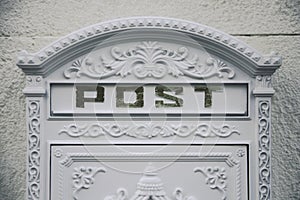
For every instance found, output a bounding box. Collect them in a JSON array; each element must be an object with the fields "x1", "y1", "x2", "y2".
[{"x1": 17, "y1": 17, "x2": 281, "y2": 200}]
